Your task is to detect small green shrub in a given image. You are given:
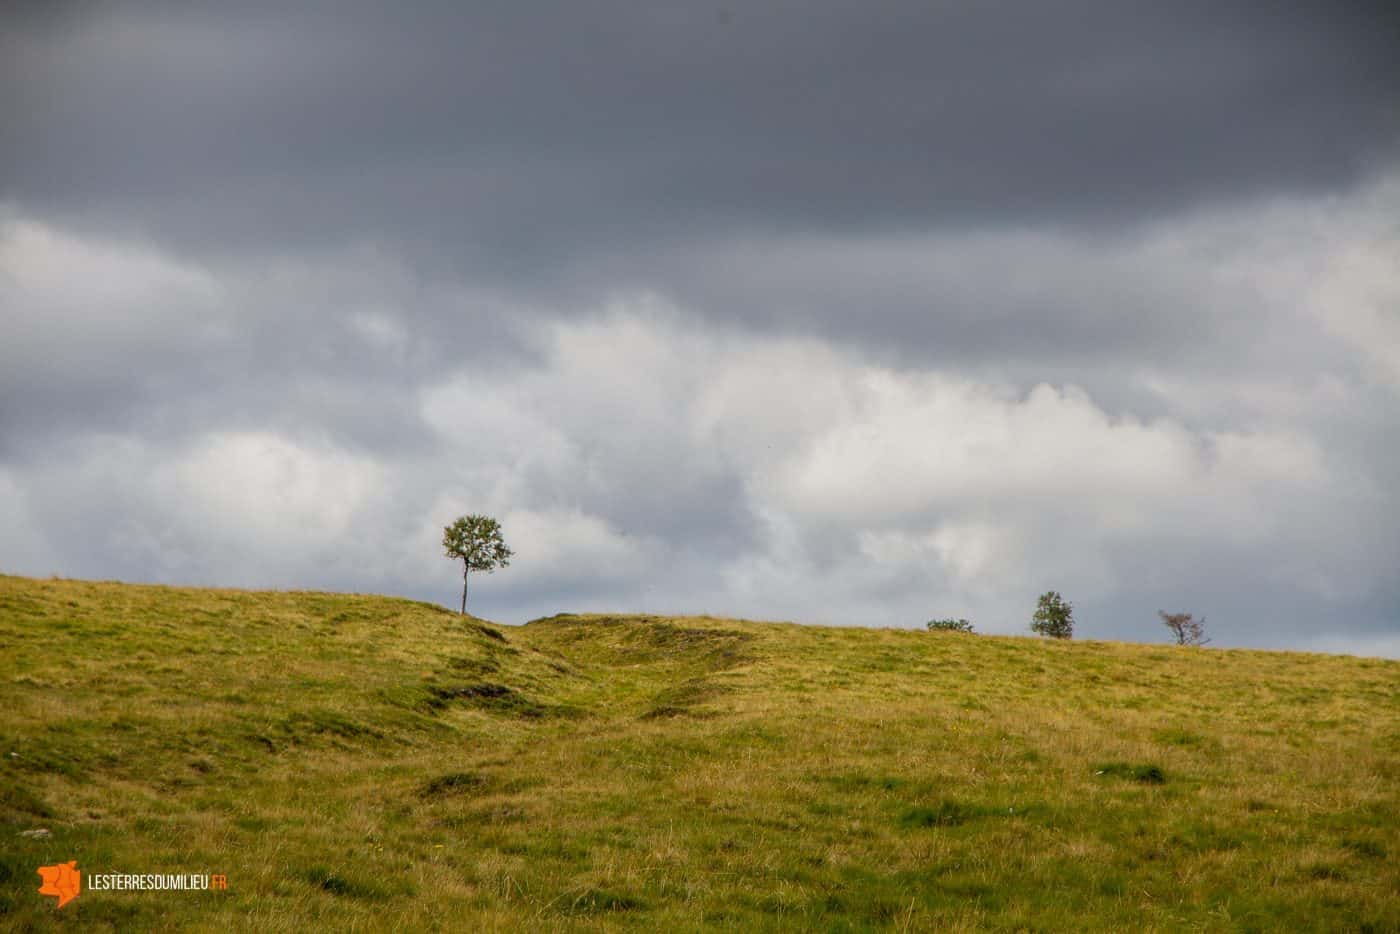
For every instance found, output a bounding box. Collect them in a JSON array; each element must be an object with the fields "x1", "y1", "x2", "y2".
[{"x1": 926, "y1": 618, "x2": 975, "y2": 633}]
